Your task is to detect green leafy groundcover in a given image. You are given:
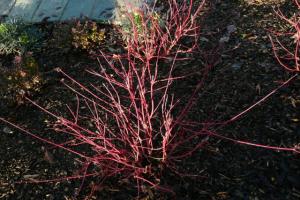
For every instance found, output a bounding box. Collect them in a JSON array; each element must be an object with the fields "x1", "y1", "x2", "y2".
[{"x1": 0, "y1": 19, "x2": 43, "y2": 56}]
